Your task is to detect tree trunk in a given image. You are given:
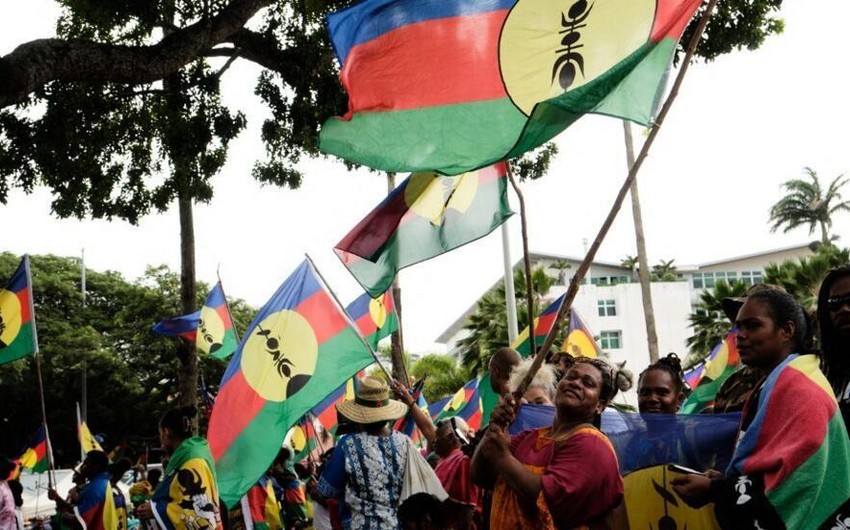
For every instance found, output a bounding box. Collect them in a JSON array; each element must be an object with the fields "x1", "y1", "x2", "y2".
[
  {"x1": 387, "y1": 173, "x2": 409, "y2": 384},
  {"x1": 623, "y1": 121, "x2": 659, "y2": 363},
  {"x1": 176, "y1": 189, "x2": 198, "y2": 408}
]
